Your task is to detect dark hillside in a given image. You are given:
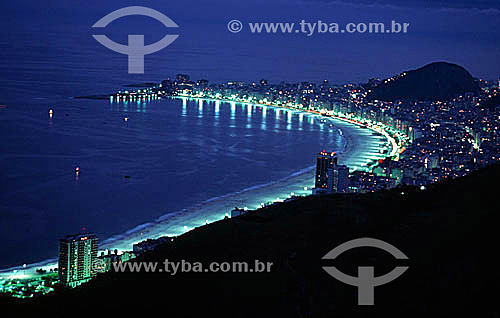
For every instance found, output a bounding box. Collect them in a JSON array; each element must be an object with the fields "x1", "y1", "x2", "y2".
[
  {"x1": 367, "y1": 62, "x2": 480, "y2": 102},
  {"x1": 3, "y1": 163, "x2": 500, "y2": 317}
]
